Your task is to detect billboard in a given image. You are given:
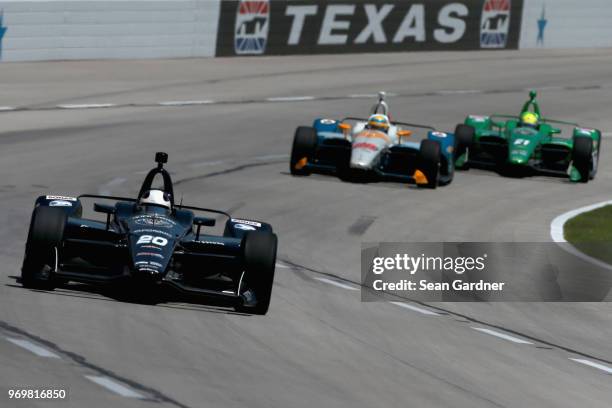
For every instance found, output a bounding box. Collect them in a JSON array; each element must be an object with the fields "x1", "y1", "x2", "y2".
[{"x1": 216, "y1": 0, "x2": 524, "y2": 56}]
